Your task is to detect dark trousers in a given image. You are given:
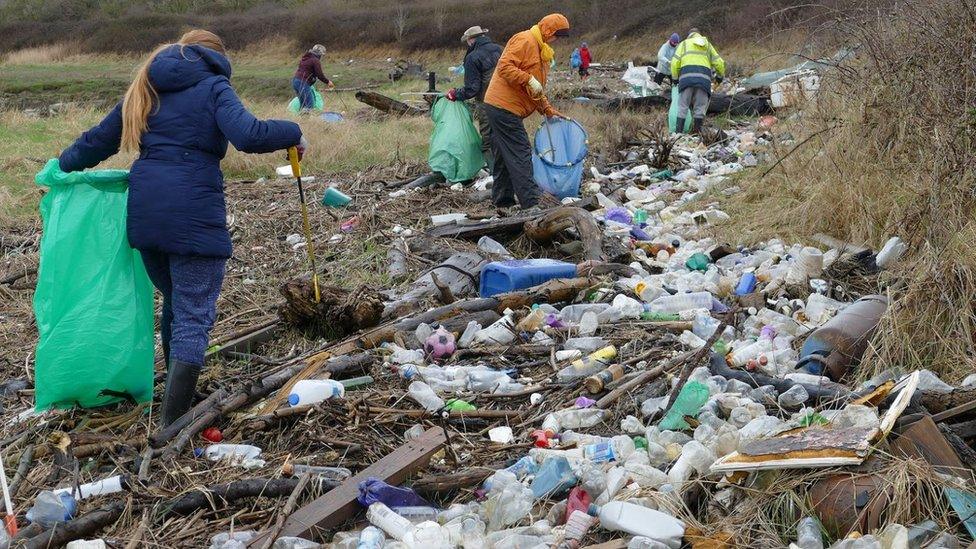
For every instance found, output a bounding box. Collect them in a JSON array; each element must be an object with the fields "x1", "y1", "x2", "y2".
[
  {"x1": 470, "y1": 101, "x2": 493, "y2": 173},
  {"x1": 140, "y1": 251, "x2": 226, "y2": 366},
  {"x1": 292, "y1": 77, "x2": 314, "y2": 110},
  {"x1": 485, "y1": 103, "x2": 541, "y2": 208}
]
